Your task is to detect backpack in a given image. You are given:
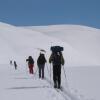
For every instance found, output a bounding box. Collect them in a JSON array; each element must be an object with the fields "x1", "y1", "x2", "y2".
[
  {"x1": 51, "y1": 46, "x2": 63, "y2": 53},
  {"x1": 52, "y1": 53, "x2": 61, "y2": 65}
]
